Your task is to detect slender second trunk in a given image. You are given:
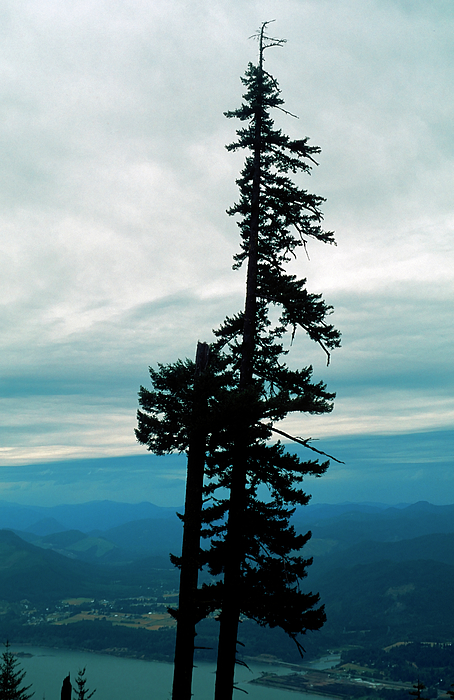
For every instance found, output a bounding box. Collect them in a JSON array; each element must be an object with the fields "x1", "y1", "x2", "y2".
[{"x1": 172, "y1": 342, "x2": 210, "y2": 700}]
